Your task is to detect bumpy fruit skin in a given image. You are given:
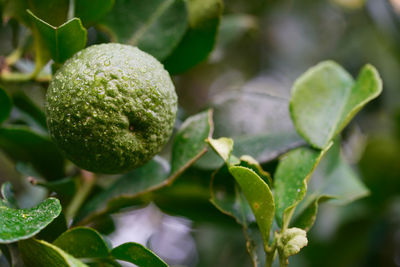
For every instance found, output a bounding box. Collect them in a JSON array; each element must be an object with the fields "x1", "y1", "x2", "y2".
[{"x1": 46, "y1": 43, "x2": 177, "y2": 174}]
